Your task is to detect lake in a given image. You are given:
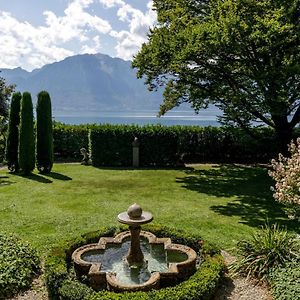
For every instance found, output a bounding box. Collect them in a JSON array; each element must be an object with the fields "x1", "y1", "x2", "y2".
[{"x1": 53, "y1": 110, "x2": 221, "y2": 126}]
